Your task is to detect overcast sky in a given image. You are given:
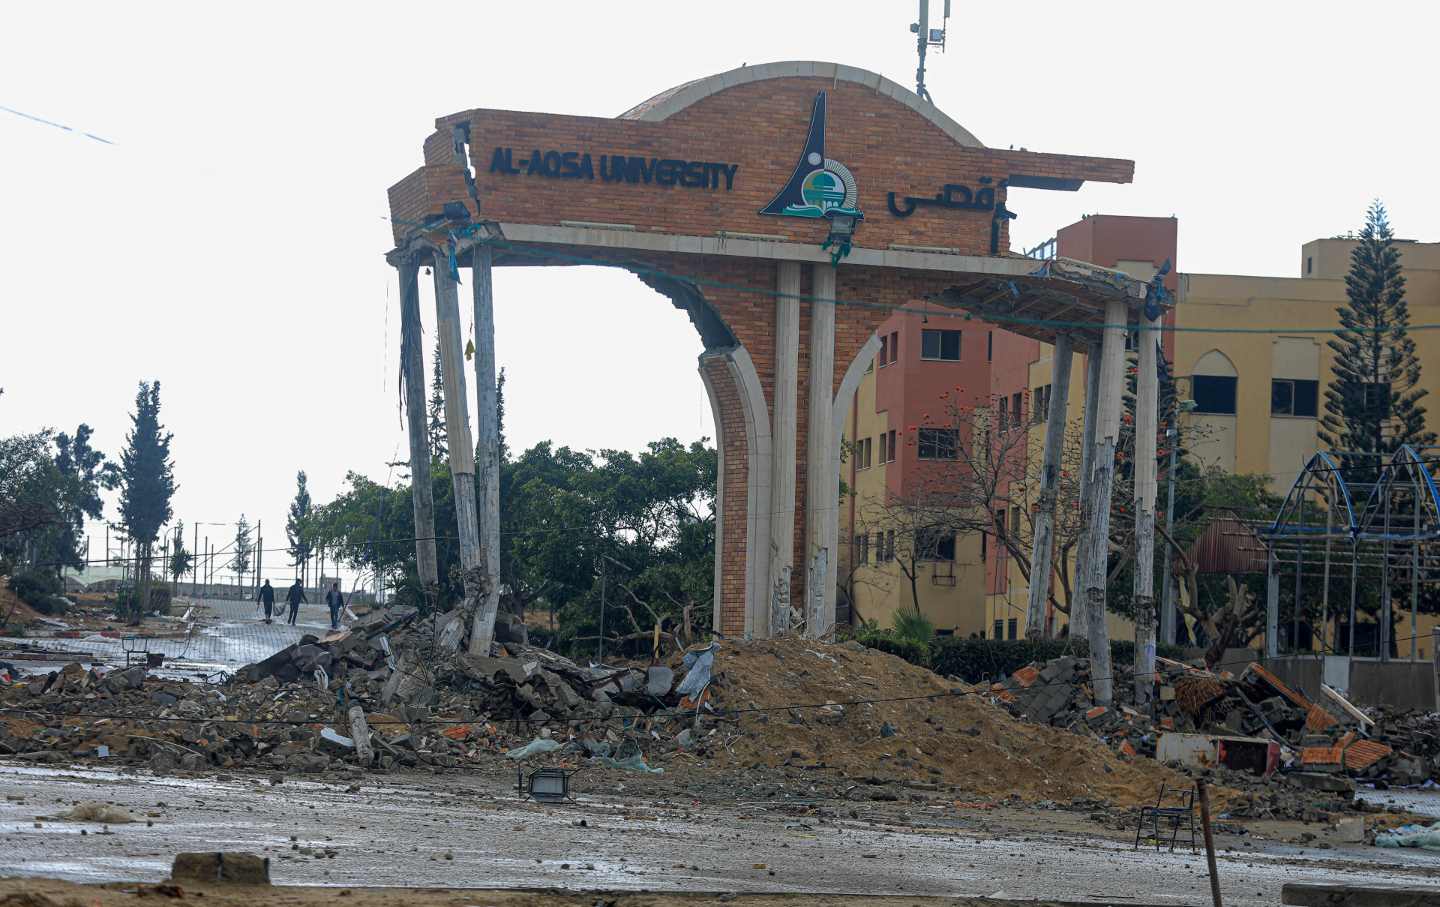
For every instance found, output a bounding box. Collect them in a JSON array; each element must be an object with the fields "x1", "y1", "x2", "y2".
[{"x1": 4, "y1": 2, "x2": 1438, "y2": 576}]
